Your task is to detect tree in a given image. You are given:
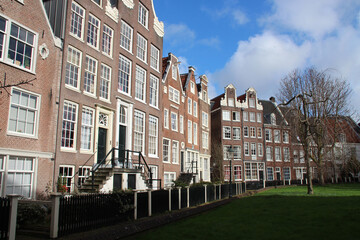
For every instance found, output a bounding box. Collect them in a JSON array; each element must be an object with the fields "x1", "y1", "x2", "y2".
[
  {"x1": 211, "y1": 142, "x2": 224, "y2": 182},
  {"x1": 0, "y1": 72, "x2": 36, "y2": 95},
  {"x1": 278, "y1": 67, "x2": 351, "y2": 194}
]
